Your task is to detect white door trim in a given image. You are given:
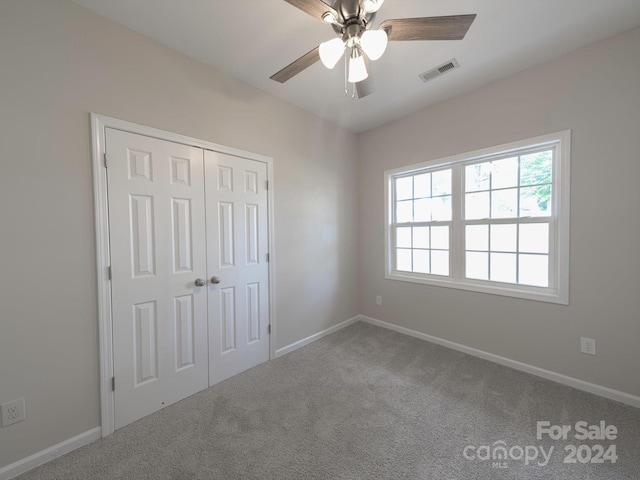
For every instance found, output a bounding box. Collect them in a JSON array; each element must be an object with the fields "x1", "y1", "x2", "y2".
[{"x1": 90, "y1": 113, "x2": 276, "y2": 437}]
